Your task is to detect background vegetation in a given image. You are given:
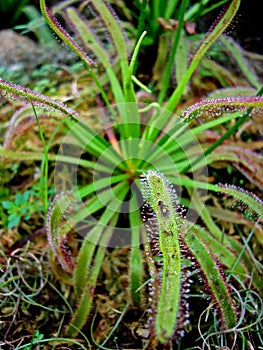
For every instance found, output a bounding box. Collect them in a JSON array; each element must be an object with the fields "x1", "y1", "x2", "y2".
[{"x1": 0, "y1": 0, "x2": 262, "y2": 349}]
